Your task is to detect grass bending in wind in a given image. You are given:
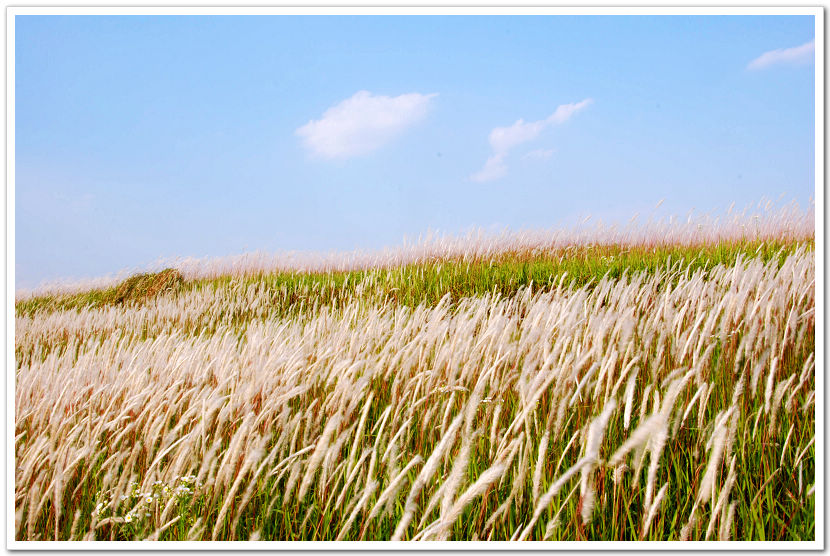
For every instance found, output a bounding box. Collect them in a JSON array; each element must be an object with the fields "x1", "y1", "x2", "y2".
[
  {"x1": 14, "y1": 238, "x2": 815, "y2": 541},
  {"x1": 16, "y1": 238, "x2": 808, "y2": 320}
]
